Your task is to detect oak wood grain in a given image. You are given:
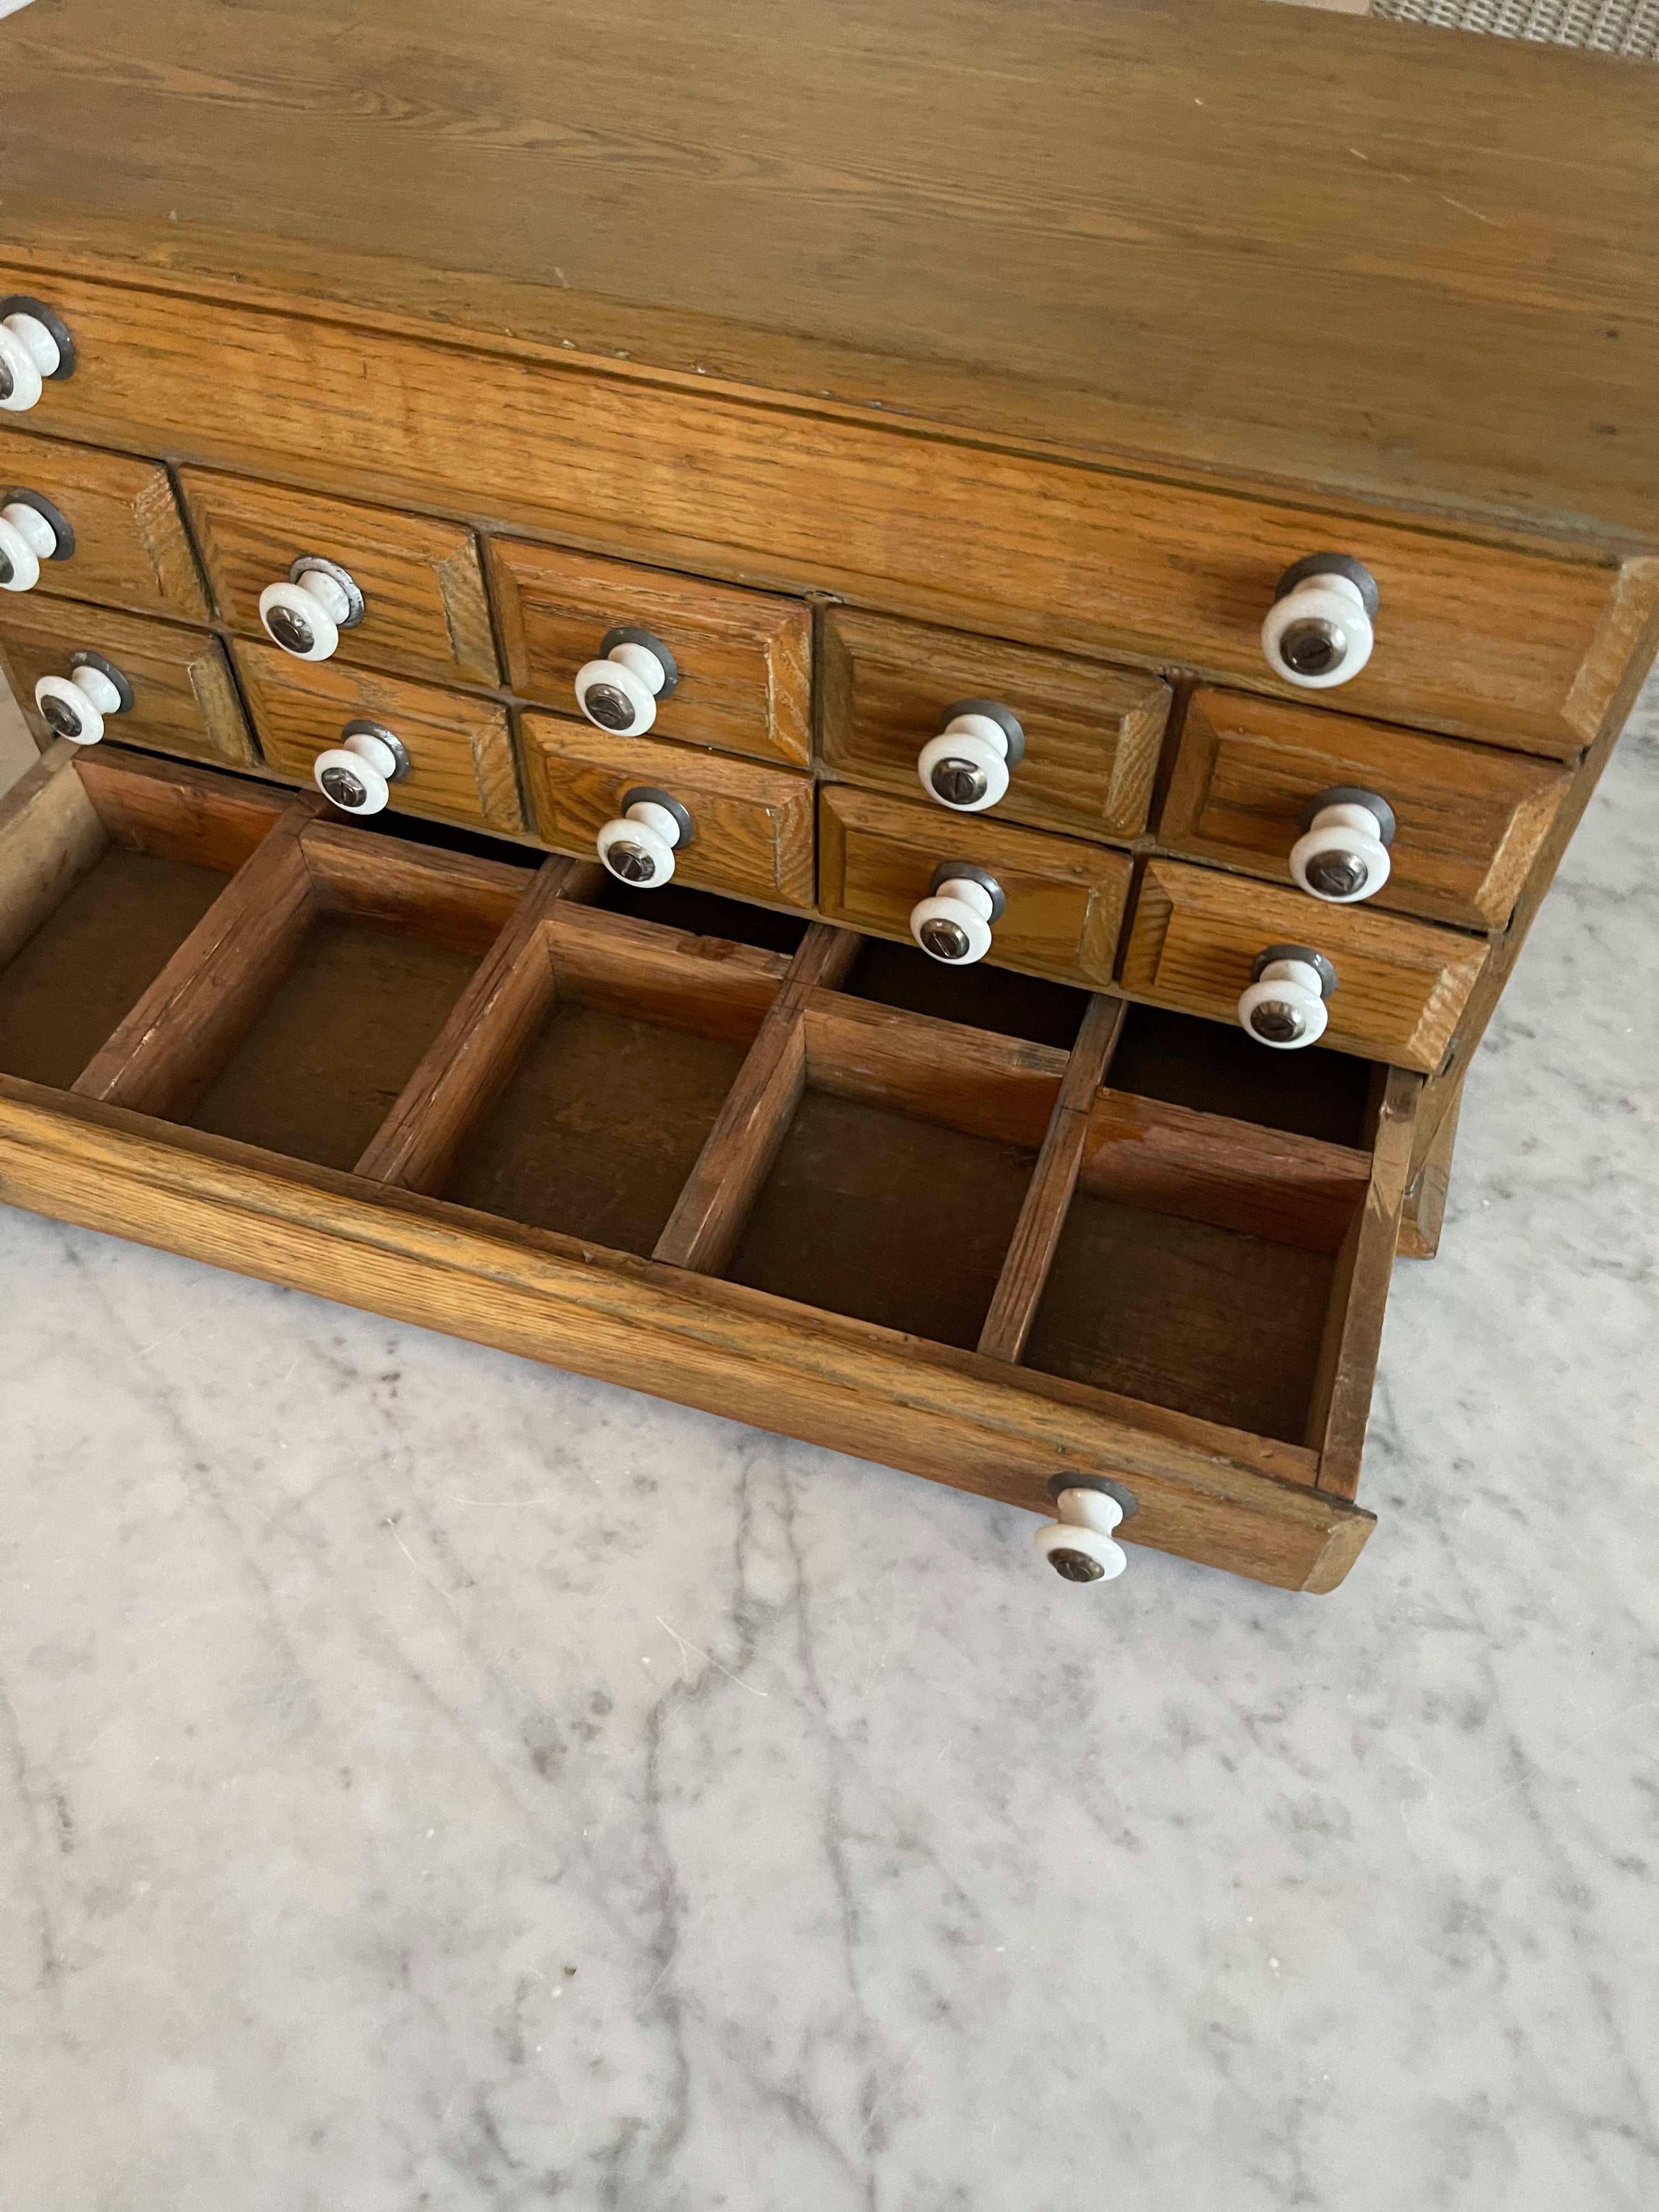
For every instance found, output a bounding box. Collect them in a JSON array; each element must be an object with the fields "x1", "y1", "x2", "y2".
[
  {"x1": 821, "y1": 607, "x2": 1170, "y2": 842},
  {"x1": 75, "y1": 742, "x2": 292, "y2": 872},
  {"x1": 1159, "y1": 689, "x2": 1572, "y2": 930},
  {"x1": 71, "y1": 795, "x2": 322, "y2": 1121},
  {"x1": 10, "y1": 268, "x2": 1653, "y2": 757},
  {"x1": 519, "y1": 711, "x2": 816, "y2": 910},
  {"x1": 298, "y1": 822, "x2": 533, "y2": 956},
  {"x1": 0, "y1": 740, "x2": 106, "y2": 969},
  {"x1": 650, "y1": 926, "x2": 856, "y2": 1276},
  {"x1": 0, "y1": 598, "x2": 256, "y2": 769},
  {"x1": 818, "y1": 783, "x2": 1132, "y2": 990},
  {"x1": 1306, "y1": 1066, "x2": 1421, "y2": 1494},
  {"x1": 2, "y1": 0, "x2": 1655, "y2": 549},
  {"x1": 234, "y1": 641, "x2": 523, "y2": 834},
  {"x1": 355, "y1": 855, "x2": 594, "y2": 1194},
  {"x1": 978, "y1": 995, "x2": 1127, "y2": 1364},
  {"x1": 1076, "y1": 1090, "x2": 1371, "y2": 1257},
  {"x1": 492, "y1": 539, "x2": 811, "y2": 767},
  {"x1": 1120, "y1": 859, "x2": 1488, "y2": 1074},
  {"x1": 179, "y1": 467, "x2": 499, "y2": 687},
  {"x1": 543, "y1": 898, "x2": 790, "y2": 1043},
  {"x1": 0, "y1": 427, "x2": 206, "y2": 619},
  {"x1": 1398, "y1": 1077, "x2": 1462, "y2": 1262},
  {"x1": 0, "y1": 1074, "x2": 1373, "y2": 1590}
]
